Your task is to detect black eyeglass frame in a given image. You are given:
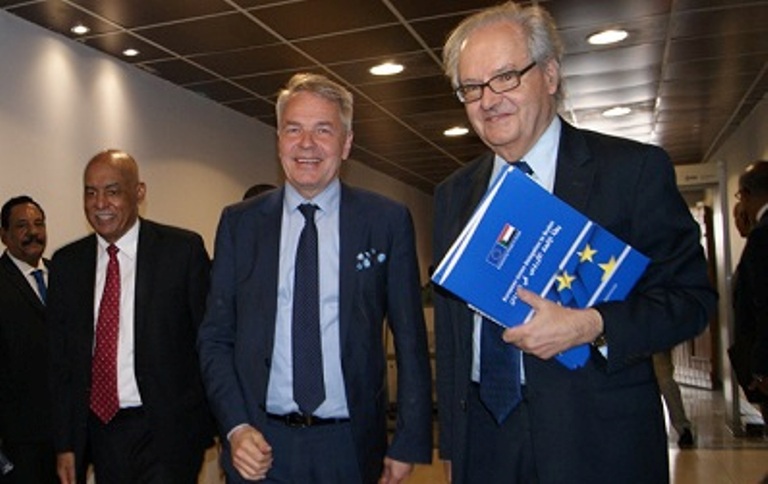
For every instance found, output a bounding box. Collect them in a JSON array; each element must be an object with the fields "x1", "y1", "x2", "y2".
[{"x1": 454, "y1": 61, "x2": 537, "y2": 104}]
